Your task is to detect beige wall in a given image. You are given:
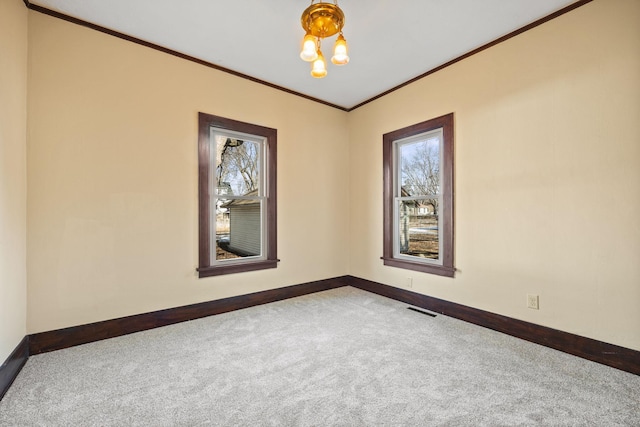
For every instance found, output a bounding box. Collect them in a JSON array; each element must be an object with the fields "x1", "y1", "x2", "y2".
[
  {"x1": 26, "y1": 12, "x2": 349, "y2": 333},
  {"x1": 23, "y1": 0, "x2": 640, "y2": 353},
  {"x1": 348, "y1": 0, "x2": 640, "y2": 350},
  {"x1": 0, "y1": 0, "x2": 28, "y2": 361}
]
